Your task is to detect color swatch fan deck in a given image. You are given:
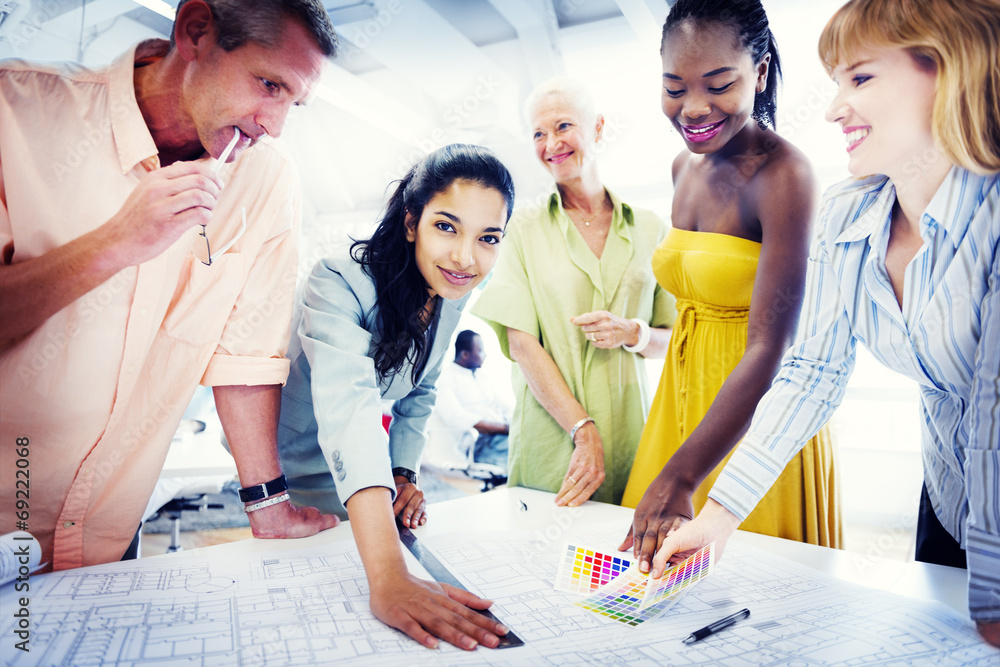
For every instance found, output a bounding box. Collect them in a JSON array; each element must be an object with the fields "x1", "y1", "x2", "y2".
[
  {"x1": 556, "y1": 543, "x2": 716, "y2": 626},
  {"x1": 553, "y1": 545, "x2": 634, "y2": 595}
]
